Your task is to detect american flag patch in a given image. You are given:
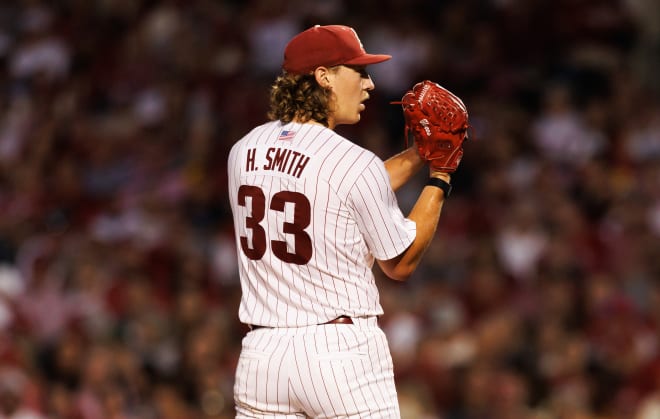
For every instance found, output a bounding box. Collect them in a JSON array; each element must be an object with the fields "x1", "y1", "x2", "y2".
[{"x1": 278, "y1": 130, "x2": 296, "y2": 141}]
